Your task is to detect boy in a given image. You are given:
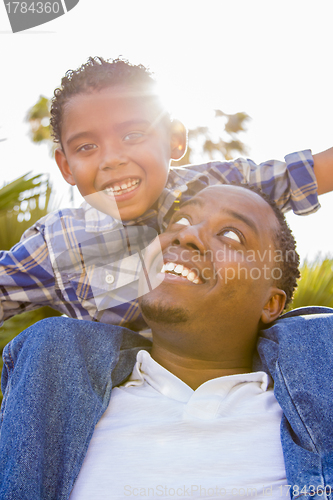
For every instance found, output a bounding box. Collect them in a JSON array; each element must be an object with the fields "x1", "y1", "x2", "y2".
[{"x1": 0, "y1": 56, "x2": 332, "y2": 333}]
